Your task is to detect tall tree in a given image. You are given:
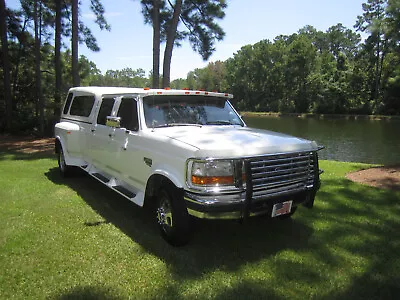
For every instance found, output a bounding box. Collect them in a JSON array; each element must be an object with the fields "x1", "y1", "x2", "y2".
[
  {"x1": 34, "y1": 0, "x2": 44, "y2": 135},
  {"x1": 139, "y1": 0, "x2": 227, "y2": 88},
  {"x1": 140, "y1": 0, "x2": 163, "y2": 88},
  {"x1": 152, "y1": 0, "x2": 161, "y2": 88},
  {"x1": 72, "y1": 0, "x2": 79, "y2": 86},
  {"x1": 0, "y1": 0, "x2": 12, "y2": 130},
  {"x1": 162, "y1": 0, "x2": 182, "y2": 87},
  {"x1": 71, "y1": 0, "x2": 111, "y2": 87},
  {"x1": 54, "y1": 0, "x2": 62, "y2": 115},
  {"x1": 355, "y1": 0, "x2": 388, "y2": 108}
]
